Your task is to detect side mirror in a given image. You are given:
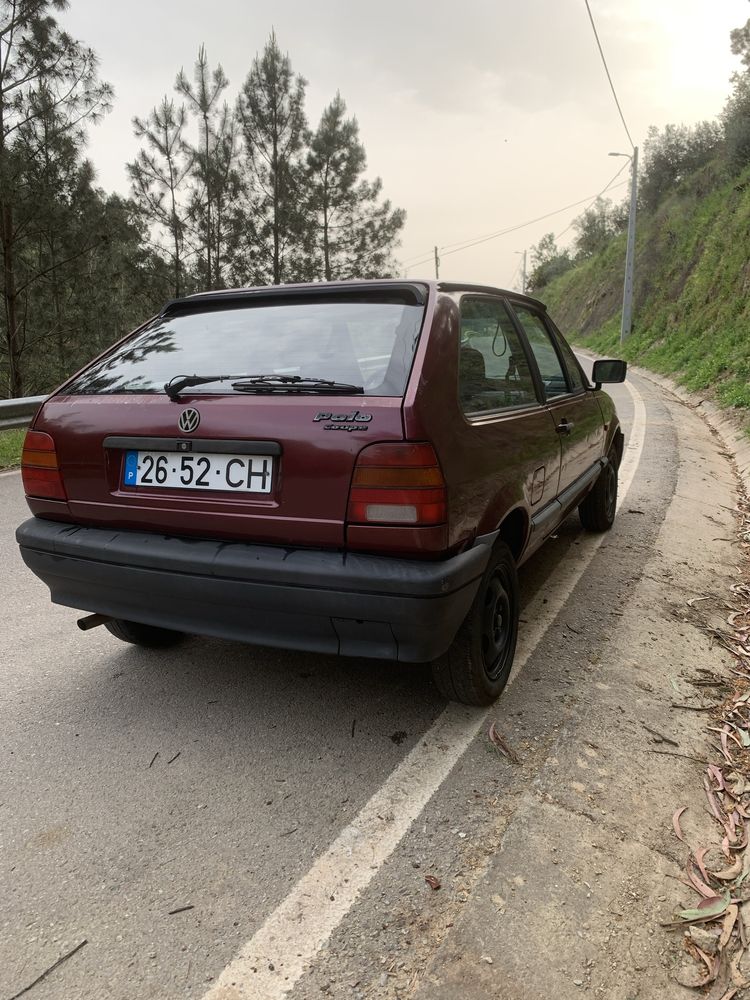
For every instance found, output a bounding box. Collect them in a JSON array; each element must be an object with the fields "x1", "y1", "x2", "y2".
[{"x1": 592, "y1": 359, "x2": 627, "y2": 389}]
